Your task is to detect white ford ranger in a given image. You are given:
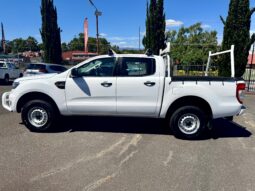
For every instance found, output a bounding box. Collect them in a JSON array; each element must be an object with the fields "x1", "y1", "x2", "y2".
[{"x1": 2, "y1": 44, "x2": 246, "y2": 139}]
